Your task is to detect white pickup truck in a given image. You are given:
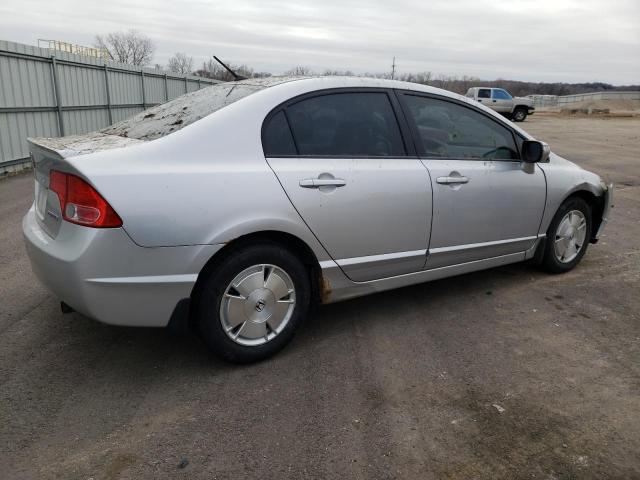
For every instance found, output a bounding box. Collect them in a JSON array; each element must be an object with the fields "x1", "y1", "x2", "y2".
[{"x1": 465, "y1": 87, "x2": 535, "y2": 122}]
